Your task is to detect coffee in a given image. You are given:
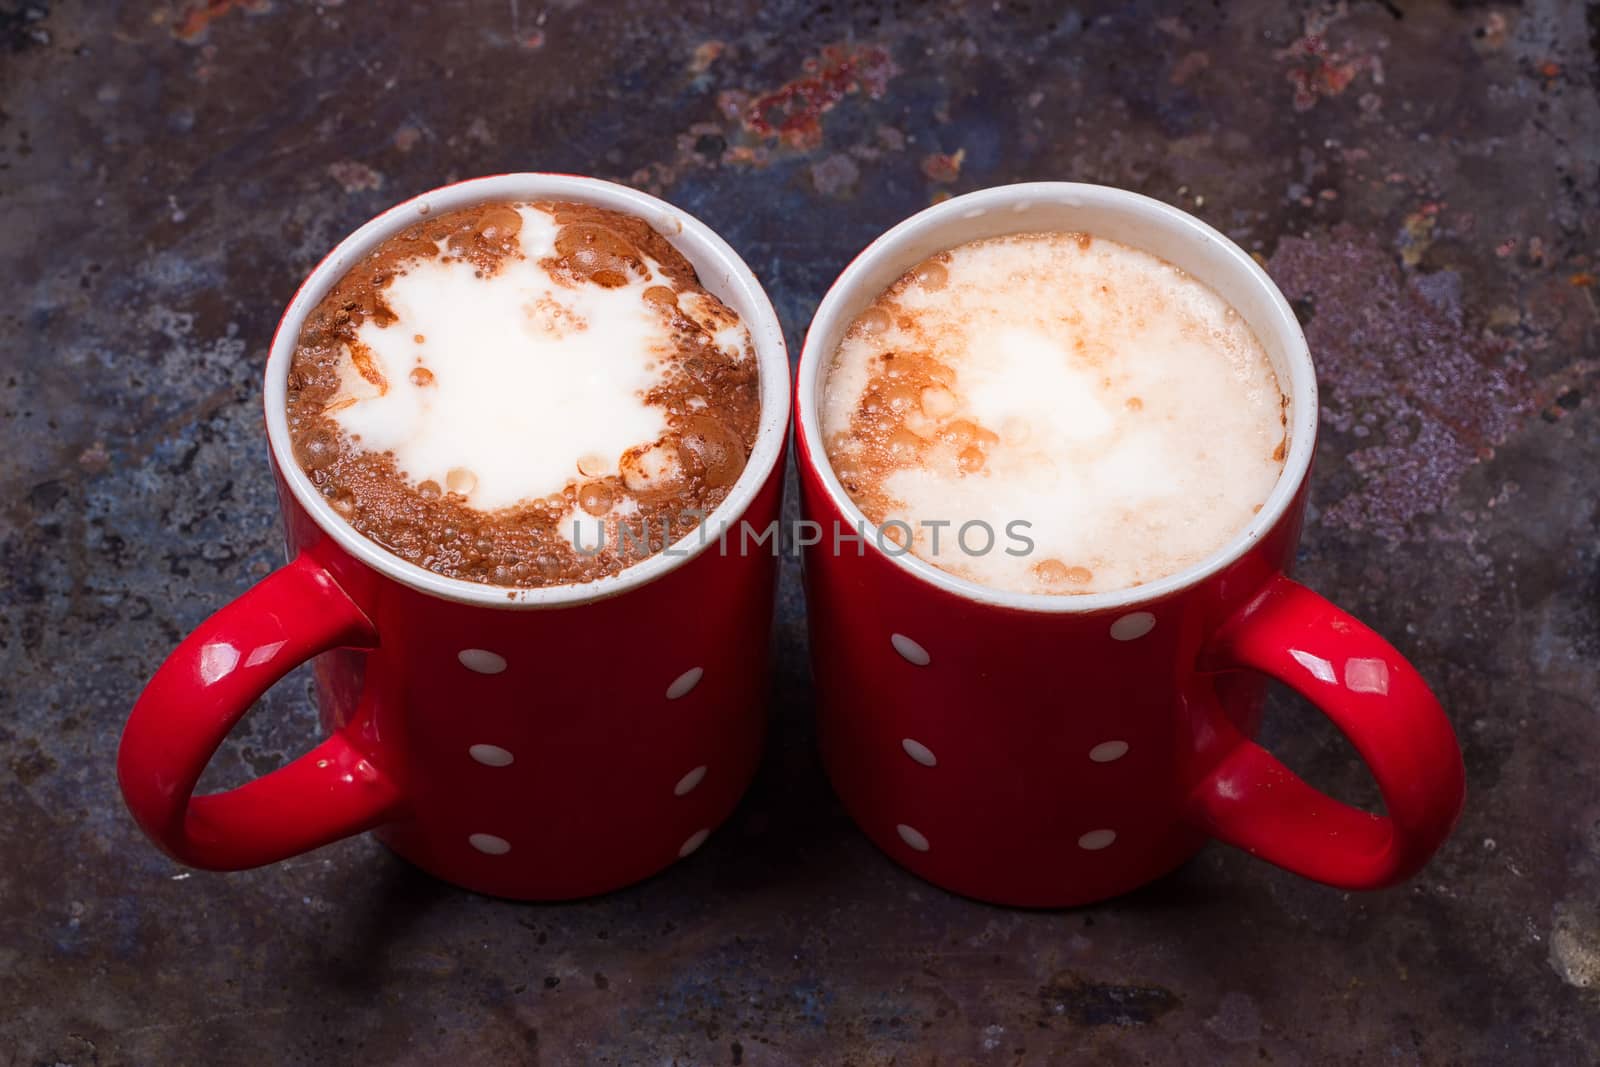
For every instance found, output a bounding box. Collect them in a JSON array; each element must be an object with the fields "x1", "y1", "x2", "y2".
[
  {"x1": 820, "y1": 232, "x2": 1287, "y2": 595},
  {"x1": 286, "y1": 200, "x2": 760, "y2": 588}
]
